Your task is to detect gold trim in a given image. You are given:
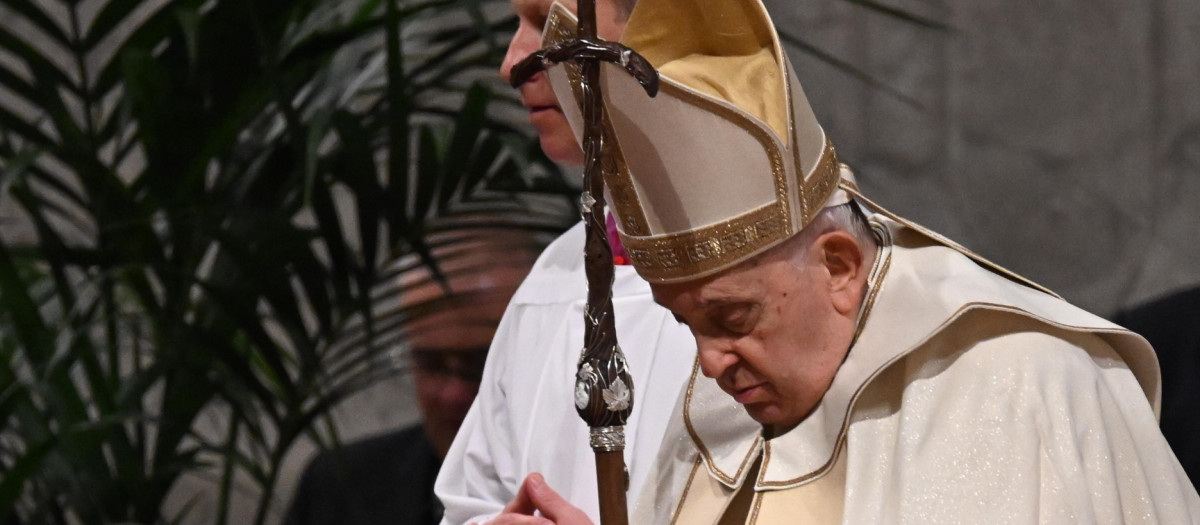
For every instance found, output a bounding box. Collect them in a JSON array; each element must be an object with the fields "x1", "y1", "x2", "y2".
[
  {"x1": 850, "y1": 222, "x2": 892, "y2": 346},
  {"x1": 601, "y1": 140, "x2": 650, "y2": 235},
  {"x1": 682, "y1": 357, "x2": 752, "y2": 486},
  {"x1": 556, "y1": 24, "x2": 842, "y2": 281},
  {"x1": 785, "y1": 60, "x2": 841, "y2": 228},
  {"x1": 624, "y1": 202, "x2": 787, "y2": 284},
  {"x1": 758, "y1": 441, "x2": 771, "y2": 487},
  {"x1": 798, "y1": 140, "x2": 841, "y2": 226},
  {"x1": 680, "y1": 217, "x2": 892, "y2": 490},
  {"x1": 616, "y1": 78, "x2": 841, "y2": 283},
  {"x1": 756, "y1": 300, "x2": 1132, "y2": 488},
  {"x1": 686, "y1": 221, "x2": 1145, "y2": 489},
  {"x1": 609, "y1": 77, "x2": 786, "y2": 282},
  {"x1": 753, "y1": 433, "x2": 849, "y2": 489},
  {"x1": 755, "y1": 223, "x2": 894, "y2": 489},
  {"x1": 668, "y1": 455, "x2": 706, "y2": 525},
  {"x1": 746, "y1": 487, "x2": 764, "y2": 525}
]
